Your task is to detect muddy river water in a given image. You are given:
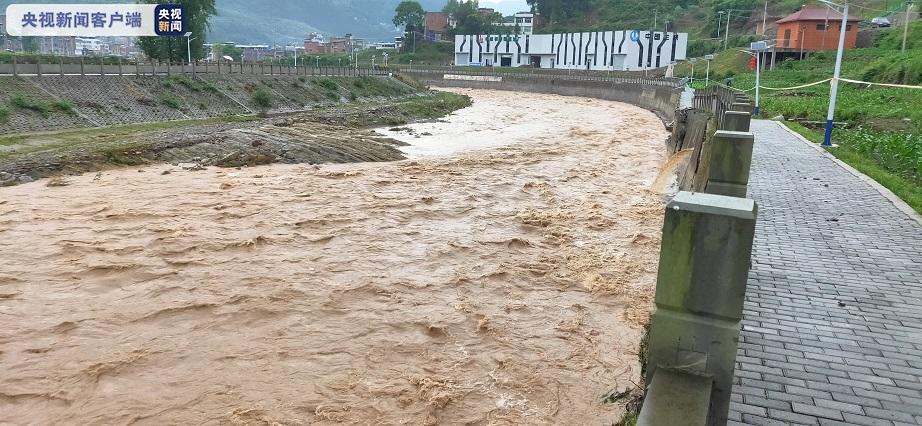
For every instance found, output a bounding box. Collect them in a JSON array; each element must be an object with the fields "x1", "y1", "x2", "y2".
[{"x1": 0, "y1": 88, "x2": 669, "y2": 424}]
